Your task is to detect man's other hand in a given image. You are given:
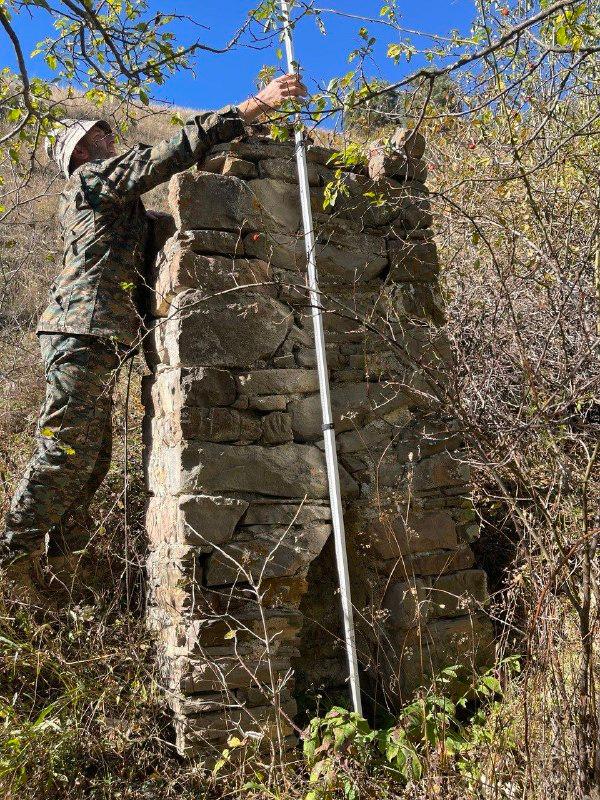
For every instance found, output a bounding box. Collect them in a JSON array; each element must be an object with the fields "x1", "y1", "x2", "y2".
[{"x1": 238, "y1": 74, "x2": 308, "y2": 123}]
